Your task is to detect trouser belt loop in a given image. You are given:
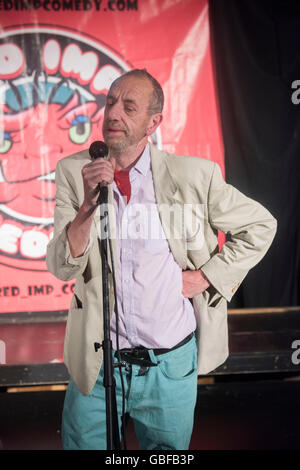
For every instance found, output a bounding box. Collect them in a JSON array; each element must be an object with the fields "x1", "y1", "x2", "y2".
[{"x1": 148, "y1": 348, "x2": 159, "y2": 365}]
